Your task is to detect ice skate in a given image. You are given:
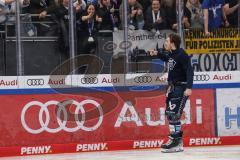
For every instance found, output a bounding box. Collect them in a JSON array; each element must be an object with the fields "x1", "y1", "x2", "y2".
[{"x1": 161, "y1": 136, "x2": 184, "y2": 153}]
